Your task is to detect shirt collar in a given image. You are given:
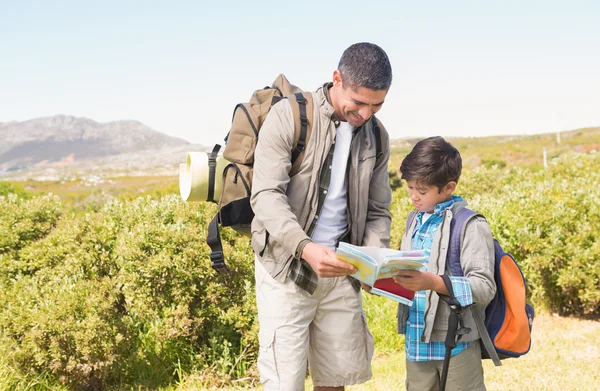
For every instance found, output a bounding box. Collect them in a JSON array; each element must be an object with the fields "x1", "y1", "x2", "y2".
[
  {"x1": 322, "y1": 82, "x2": 340, "y2": 125},
  {"x1": 433, "y1": 195, "x2": 463, "y2": 216}
]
